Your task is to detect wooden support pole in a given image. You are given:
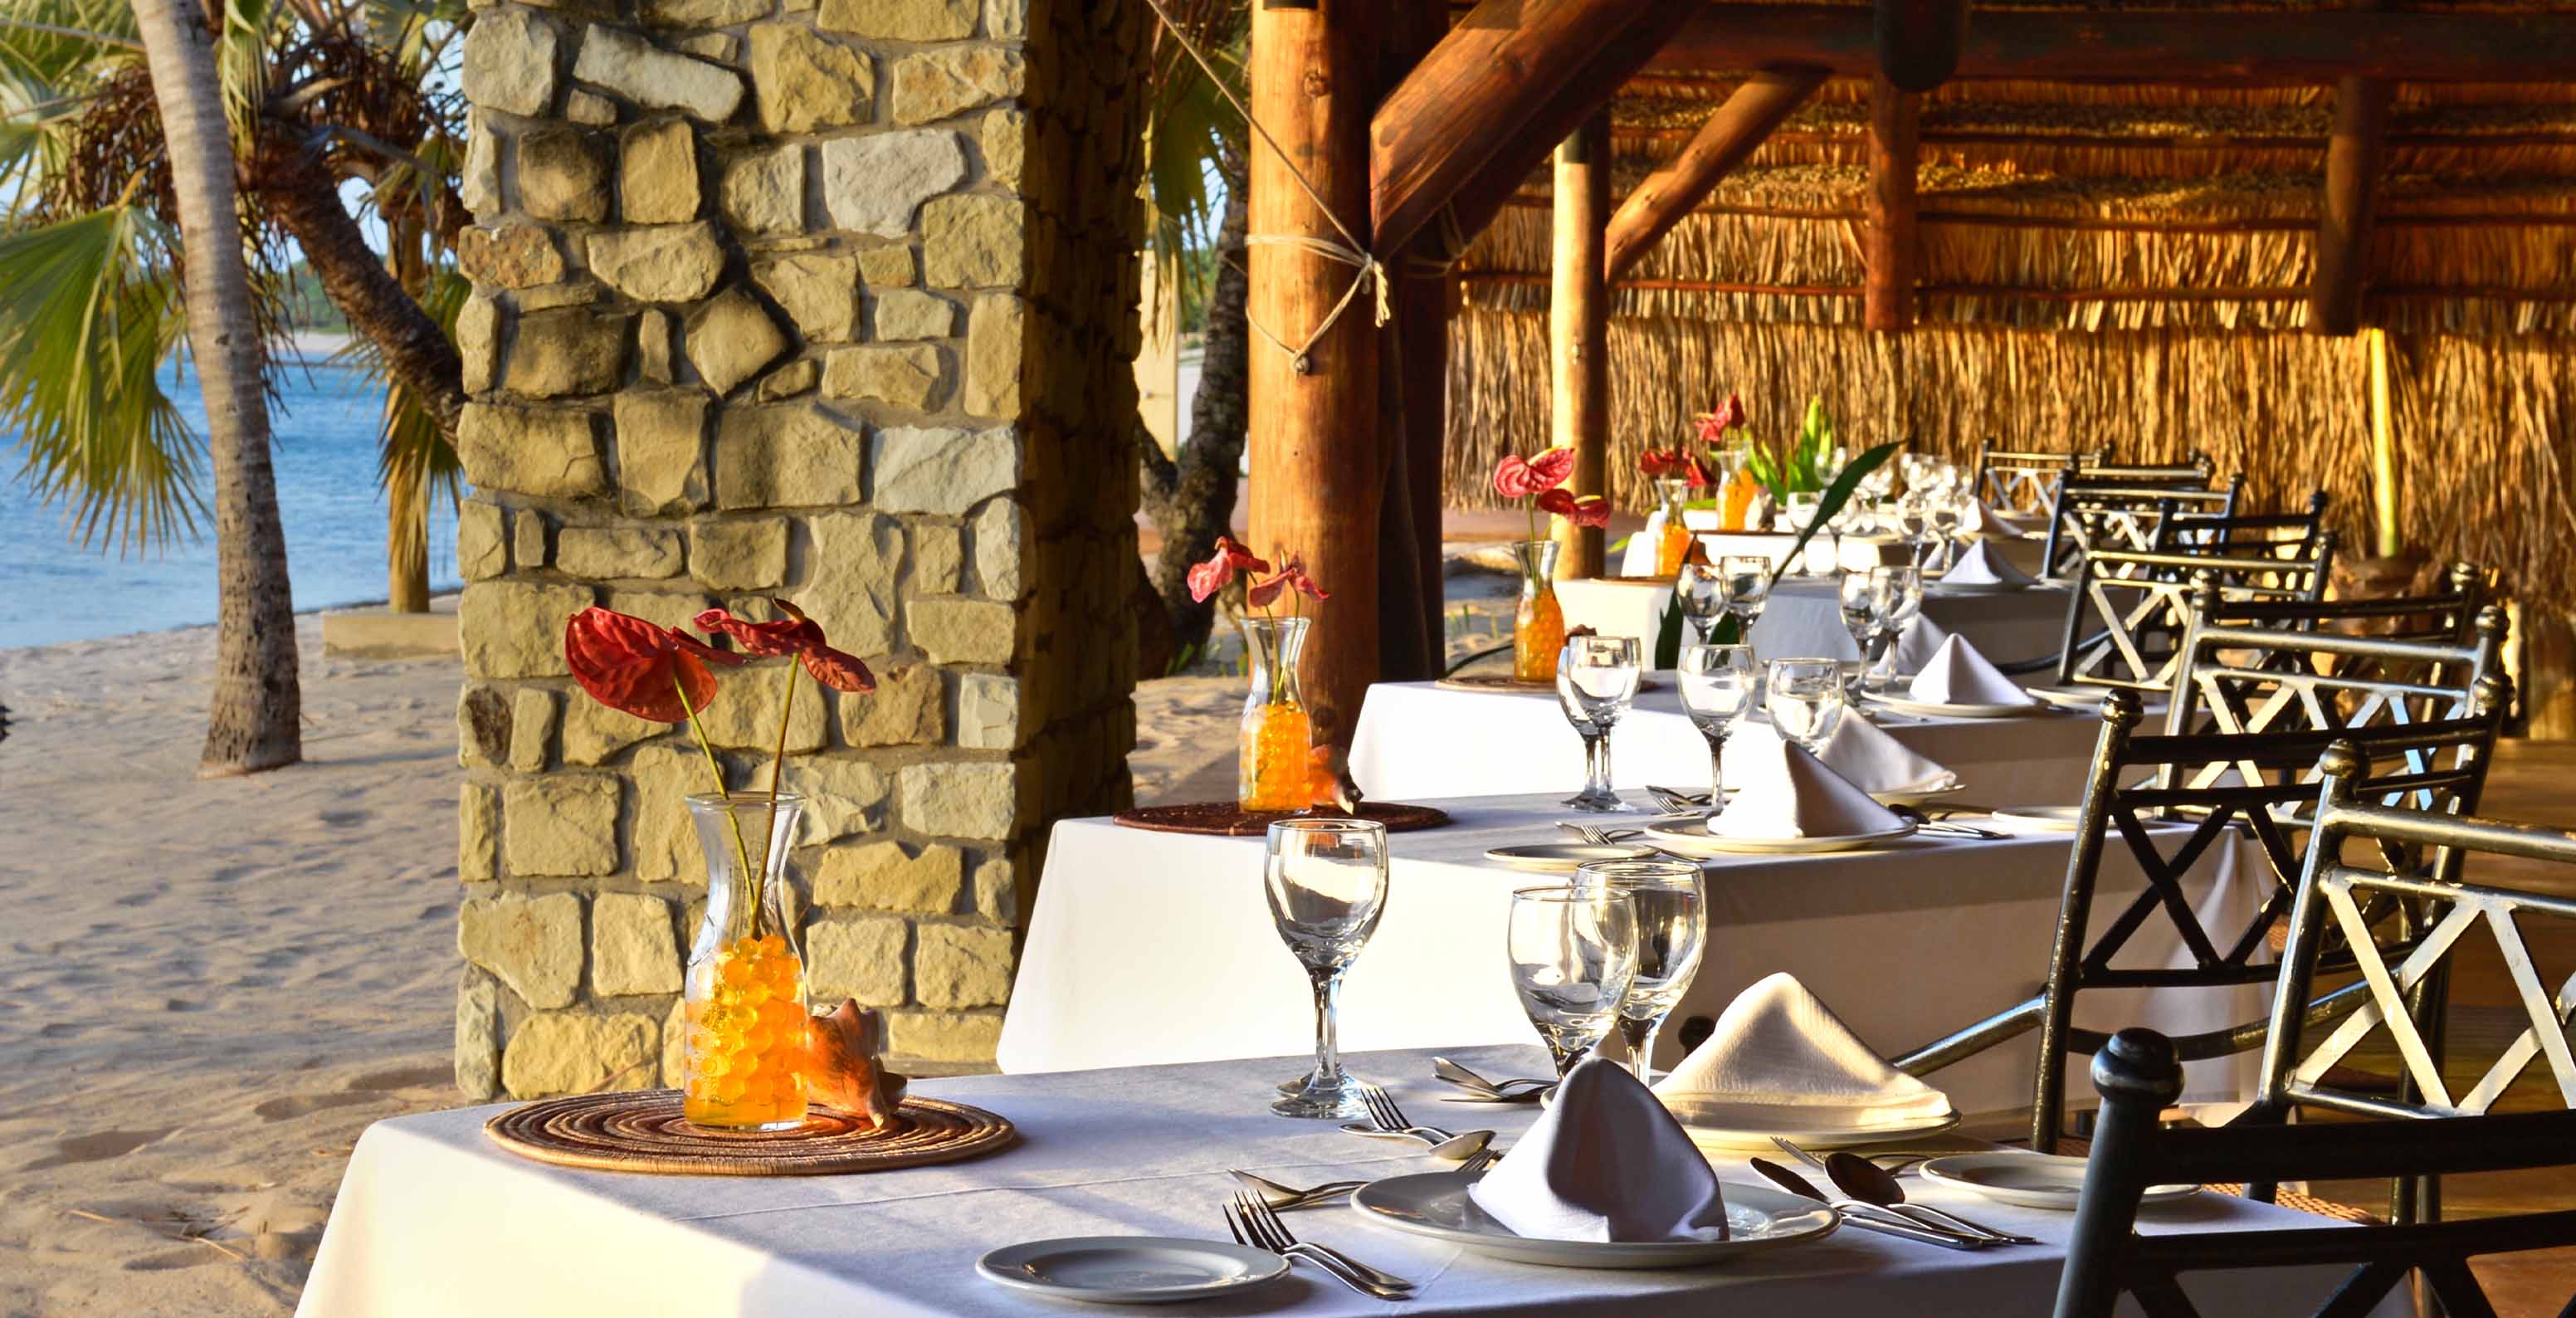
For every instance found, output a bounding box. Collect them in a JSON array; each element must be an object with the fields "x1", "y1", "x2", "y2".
[
  {"x1": 1249, "y1": 0, "x2": 1383, "y2": 744},
  {"x1": 1864, "y1": 76, "x2": 1918, "y2": 333},
  {"x1": 1550, "y1": 111, "x2": 1612, "y2": 580},
  {"x1": 1603, "y1": 67, "x2": 1827, "y2": 282},
  {"x1": 2312, "y1": 75, "x2": 2390, "y2": 336},
  {"x1": 1378, "y1": 0, "x2": 1451, "y2": 682}
]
